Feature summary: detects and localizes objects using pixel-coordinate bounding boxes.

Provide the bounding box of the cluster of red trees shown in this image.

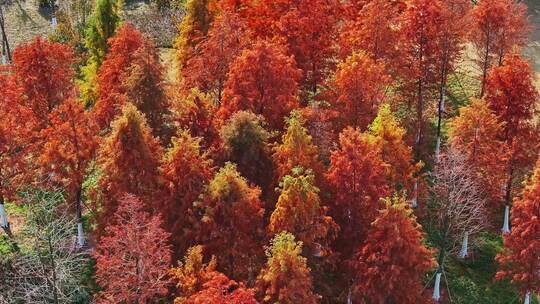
[1,0,539,303]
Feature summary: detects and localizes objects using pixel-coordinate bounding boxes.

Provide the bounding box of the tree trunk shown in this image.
[75,188,85,247]
[0,4,11,63]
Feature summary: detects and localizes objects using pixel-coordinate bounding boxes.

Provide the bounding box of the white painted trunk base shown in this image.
[0,203,8,228]
[524,291,530,304]
[459,231,469,259]
[433,272,442,301]
[77,222,85,247]
[502,205,511,234]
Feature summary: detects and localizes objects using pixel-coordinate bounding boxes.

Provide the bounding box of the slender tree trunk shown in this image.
[47,235,60,304]
[479,35,491,98]
[75,188,85,247]
[415,78,424,160]
[0,4,11,63]
[435,48,448,163]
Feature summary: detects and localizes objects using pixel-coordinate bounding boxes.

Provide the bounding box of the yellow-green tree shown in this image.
[256,232,319,304]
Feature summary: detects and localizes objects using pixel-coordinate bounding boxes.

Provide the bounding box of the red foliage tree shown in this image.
[351,196,435,303]
[470,0,530,96]
[218,40,301,129]
[193,163,265,281]
[496,158,540,298]
[326,127,390,255]
[182,273,258,304]
[38,99,99,243]
[93,23,144,129]
[400,0,446,157]
[339,0,406,67]
[94,23,167,137]
[170,89,218,148]
[448,98,508,209]
[160,130,214,258]
[170,245,258,304]
[331,52,390,130]
[96,103,162,234]
[485,54,538,206]
[181,10,247,104]
[0,70,33,237]
[246,0,338,95]
[94,194,172,304]
[12,37,75,126]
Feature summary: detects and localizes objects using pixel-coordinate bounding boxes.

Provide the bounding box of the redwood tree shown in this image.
[496,158,540,299]
[0,70,32,239]
[193,163,265,281]
[94,194,172,304]
[331,52,390,130]
[220,111,273,192]
[38,98,99,245]
[368,104,419,194]
[160,130,213,258]
[171,245,258,304]
[256,232,319,304]
[326,127,390,255]
[269,167,337,256]
[218,40,301,129]
[272,111,324,185]
[96,103,162,234]
[94,23,168,136]
[246,0,338,95]
[400,0,446,158]
[485,54,538,212]
[181,10,247,104]
[339,0,406,68]
[93,23,144,130]
[470,0,530,96]
[12,37,75,126]
[351,196,435,303]
[448,98,508,209]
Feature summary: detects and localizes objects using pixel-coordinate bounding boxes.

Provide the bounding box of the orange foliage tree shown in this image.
[470,0,530,96]
[181,10,247,104]
[193,163,265,281]
[269,168,337,256]
[12,37,75,126]
[94,23,168,136]
[170,89,218,148]
[448,98,508,209]
[339,0,406,67]
[351,196,435,303]
[171,245,258,304]
[400,0,445,158]
[326,127,390,256]
[160,130,214,258]
[485,54,538,207]
[94,194,172,304]
[495,158,540,299]
[218,40,301,129]
[0,70,32,238]
[247,0,338,95]
[331,51,390,130]
[93,23,144,129]
[96,103,162,234]
[256,232,319,304]
[38,99,99,244]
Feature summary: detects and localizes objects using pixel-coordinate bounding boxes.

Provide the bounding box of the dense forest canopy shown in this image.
[0,0,539,303]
